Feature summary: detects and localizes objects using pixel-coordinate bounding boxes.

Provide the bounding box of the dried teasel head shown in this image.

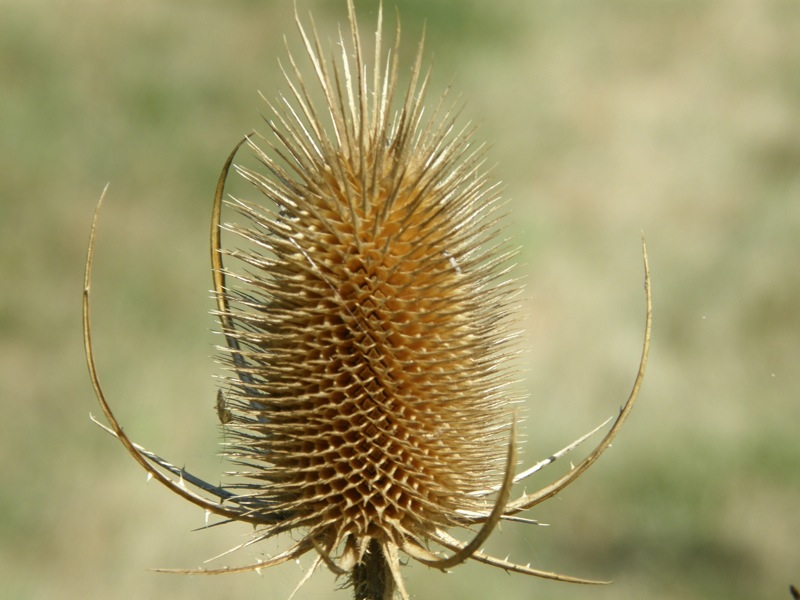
[83,2,651,599]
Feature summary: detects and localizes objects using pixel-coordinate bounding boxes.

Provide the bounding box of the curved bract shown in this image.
[83,2,652,599]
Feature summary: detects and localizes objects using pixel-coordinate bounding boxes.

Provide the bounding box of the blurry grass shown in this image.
[1,0,799,599]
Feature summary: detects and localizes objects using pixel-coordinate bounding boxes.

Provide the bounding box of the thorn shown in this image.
[205,509,211,527]
[146,472,153,483]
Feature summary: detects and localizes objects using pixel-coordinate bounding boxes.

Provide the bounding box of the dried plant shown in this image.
[82,2,651,599]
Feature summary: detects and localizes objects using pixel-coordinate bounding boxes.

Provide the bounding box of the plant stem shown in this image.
[353,539,394,600]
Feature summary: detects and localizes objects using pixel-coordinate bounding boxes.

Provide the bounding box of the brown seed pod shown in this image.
[83,2,651,599]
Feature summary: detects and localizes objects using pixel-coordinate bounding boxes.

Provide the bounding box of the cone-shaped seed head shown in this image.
[217,3,521,570]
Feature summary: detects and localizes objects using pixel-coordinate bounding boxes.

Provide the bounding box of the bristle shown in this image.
[218,0,518,579]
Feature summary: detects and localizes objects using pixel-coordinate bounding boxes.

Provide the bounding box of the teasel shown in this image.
[82,2,652,599]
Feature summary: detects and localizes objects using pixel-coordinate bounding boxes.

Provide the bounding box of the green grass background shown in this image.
[1,0,798,598]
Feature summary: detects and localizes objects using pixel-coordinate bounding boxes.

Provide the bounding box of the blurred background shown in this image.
[2,0,798,598]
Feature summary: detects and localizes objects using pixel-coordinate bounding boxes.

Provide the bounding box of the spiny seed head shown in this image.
[84,1,649,597]
[217,0,520,577]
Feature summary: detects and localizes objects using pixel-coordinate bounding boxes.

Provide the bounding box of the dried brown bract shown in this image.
[83,2,651,599]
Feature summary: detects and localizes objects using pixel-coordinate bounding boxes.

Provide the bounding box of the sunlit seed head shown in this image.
[216,0,521,576]
[84,2,650,598]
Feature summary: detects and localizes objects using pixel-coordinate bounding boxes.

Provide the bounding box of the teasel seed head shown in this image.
[216,0,520,589]
[83,2,651,598]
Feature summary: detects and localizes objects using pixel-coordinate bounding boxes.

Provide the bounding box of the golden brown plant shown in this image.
[82,2,651,599]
